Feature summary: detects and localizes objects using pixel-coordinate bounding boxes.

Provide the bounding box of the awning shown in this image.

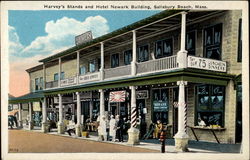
[43,68,235,96]
[9,92,44,104]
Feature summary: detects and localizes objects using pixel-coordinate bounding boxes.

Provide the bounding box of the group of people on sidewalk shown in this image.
[98,114,130,142]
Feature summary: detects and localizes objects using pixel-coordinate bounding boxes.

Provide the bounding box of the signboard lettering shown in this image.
[61,77,77,87]
[187,56,226,72]
[136,90,149,99]
[79,72,100,83]
[75,31,93,46]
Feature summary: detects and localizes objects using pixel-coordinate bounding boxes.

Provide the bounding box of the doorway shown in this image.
[235,83,242,143]
[173,87,179,135]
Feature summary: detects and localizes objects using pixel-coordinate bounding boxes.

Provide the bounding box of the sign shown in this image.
[54,97,73,104]
[187,56,226,72]
[73,92,93,101]
[61,77,77,87]
[75,31,93,46]
[136,90,149,99]
[79,72,100,84]
[33,102,41,111]
[109,91,126,102]
[153,100,168,112]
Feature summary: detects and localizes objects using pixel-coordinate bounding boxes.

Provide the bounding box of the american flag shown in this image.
[109,91,126,102]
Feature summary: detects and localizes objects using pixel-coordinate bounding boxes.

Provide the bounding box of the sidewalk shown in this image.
[23,126,241,153]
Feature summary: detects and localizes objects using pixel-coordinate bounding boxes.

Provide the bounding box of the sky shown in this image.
[9,10,161,97]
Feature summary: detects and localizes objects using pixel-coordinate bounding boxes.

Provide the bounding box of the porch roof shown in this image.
[38,10,226,63]
[43,68,235,96]
[9,91,44,104]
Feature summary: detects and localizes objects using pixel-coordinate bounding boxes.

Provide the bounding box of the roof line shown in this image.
[39,10,186,63]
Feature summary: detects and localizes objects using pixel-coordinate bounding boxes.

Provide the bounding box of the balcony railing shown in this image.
[43,55,227,90]
[137,55,178,75]
[45,80,58,89]
[104,65,131,79]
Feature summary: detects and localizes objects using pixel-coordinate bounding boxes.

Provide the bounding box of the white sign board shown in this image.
[61,77,77,87]
[187,56,227,72]
[75,31,93,46]
[79,72,100,84]
[54,97,73,104]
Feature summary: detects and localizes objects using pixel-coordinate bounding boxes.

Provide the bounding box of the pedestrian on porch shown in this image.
[116,115,124,142]
[153,120,163,139]
[109,115,116,141]
[100,116,108,141]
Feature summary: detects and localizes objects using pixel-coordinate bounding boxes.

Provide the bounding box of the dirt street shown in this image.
[8,129,158,153]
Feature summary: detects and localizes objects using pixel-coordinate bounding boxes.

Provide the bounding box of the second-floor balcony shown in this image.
[44,55,227,90]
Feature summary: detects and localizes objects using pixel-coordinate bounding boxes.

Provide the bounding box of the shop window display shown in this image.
[152,88,169,124]
[196,84,225,127]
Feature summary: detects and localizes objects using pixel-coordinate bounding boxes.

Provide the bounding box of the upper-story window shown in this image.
[54,72,64,81]
[35,78,39,91]
[186,31,196,55]
[238,19,242,62]
[89,60,96,72]
[80,66,86,75]
[124,50,132,65]
[61,72,65,80]
[138,44,149,62]
[39,77,43,90]
[111,53,119,68]
[54,73,58,81]
[155,38,173,59]
[204,23,222,60]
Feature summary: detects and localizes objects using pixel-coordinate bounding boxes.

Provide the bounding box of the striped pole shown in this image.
[183,103,187,133]
[130,86,137,128]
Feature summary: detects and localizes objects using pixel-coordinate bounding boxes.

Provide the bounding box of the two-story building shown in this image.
[9,9,242,151]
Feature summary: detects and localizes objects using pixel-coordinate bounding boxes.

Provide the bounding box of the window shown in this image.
[138,45,149,62]
[196,84,225,127]
[54,72,64,81]
[54,73,58,81]
[238,19,242,62]
[155,38,173,59]
[204,24,222,60]
[124,50,132,65]
[111,53,119,68]
[79,66,86,75]
[186,31,196,55]
[152,88,169,124]
[89,60,96,72]
[60,72,65,80]
[35,78,39,91]
[39,77,43,90]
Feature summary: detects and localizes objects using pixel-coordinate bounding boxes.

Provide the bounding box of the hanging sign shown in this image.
[54,97,73,104]
[109,91,126,102]
[187,56,226,72]
[136,90,149,99]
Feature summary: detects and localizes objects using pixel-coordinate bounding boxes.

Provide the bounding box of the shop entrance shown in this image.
[110,102,129,119]
[235,83,242,143]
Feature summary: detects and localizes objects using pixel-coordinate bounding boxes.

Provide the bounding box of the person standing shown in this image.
[116,115,124,142]
[109,115,116,141]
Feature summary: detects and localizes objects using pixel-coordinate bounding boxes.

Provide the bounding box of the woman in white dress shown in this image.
[109,115,116,142]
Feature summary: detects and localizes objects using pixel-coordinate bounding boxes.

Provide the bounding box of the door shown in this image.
[235,83,242,143]
[173,87,179,135]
